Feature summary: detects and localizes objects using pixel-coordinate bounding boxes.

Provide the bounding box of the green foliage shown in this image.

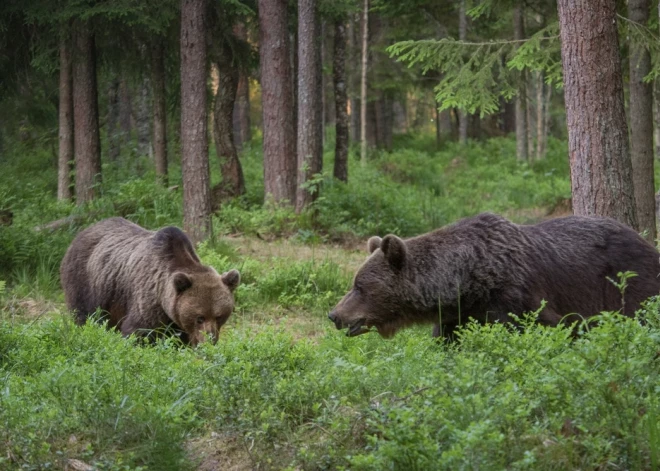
[2,300,660,469]
[387,23,561,115]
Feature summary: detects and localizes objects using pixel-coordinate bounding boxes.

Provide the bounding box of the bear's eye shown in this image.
[196,316,205,325]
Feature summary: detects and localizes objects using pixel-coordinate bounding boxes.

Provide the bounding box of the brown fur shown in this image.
[329,213,660,338]
[60,217,240,346]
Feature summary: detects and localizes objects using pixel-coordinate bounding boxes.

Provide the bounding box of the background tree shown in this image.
[151,38,168,185]
[259,0,296,204]
[180,0,211,242]
[333,17,349,182]
[557,0,637,228]
[57,26,73,201]
[296,0,323,212]
[628,0,655,241]
[359,0,368,164]
[72,18,102,204]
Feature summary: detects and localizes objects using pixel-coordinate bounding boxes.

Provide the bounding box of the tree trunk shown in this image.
[259,0,296,204]
[628,0,656,242]
[359,0,369,165]
[151,39,168,185]
[136,74,151,158]
[180,0,211,243]
[458,0,468,145]
[107,74,120,161]
[58,29,74,201]
[348,13,360,142]
[374,94,393,150]
[72,20,101,204]
[119,76,132,145]
[513,2,528,160]
[211,43,245,204]
[296,0,323,212]
[232,23,251,151]
[557,0,638,228]
[333,19,349,182]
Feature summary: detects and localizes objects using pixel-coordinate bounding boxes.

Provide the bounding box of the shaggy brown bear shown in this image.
[329,213,660,338]
[60,217,240,346]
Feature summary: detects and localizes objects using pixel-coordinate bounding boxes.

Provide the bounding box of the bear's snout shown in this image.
[328,311,342,329]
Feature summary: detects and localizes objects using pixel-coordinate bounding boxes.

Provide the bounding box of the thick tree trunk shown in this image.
[333,19,349,182]
[180,0,211,243]
[359,0,369,164]
[513,3,528,160]
[348,13,360,142]
[458,0,468,145]
[151,39,168,185]
[72,20,101,204]
[136,74,151,158]
[211,44,245,204]
[296,0,323,212]
[119,76,132,145]
[628,0,656,242]
[58,30,74,201]
[259,0,296,204]
[374,94,393,151]
[107,74,120,161]
[557,0,637,228]
[232,23,251,150]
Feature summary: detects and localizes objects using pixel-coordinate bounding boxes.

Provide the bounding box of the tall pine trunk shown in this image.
[333,19,349,182]
[628,0,656,241]
[359,0,369,165]
[58,28,74,201]
[557,0,637,228]
[232,23,251,151]
[259,0,296,204]
[72,20,101,204]
[180,0,211,242]
[151,39,168,185]
[106,74,120,161]
[296,0,323,212]
[211,43,245,204]
[458,0,468,144]
[513,2,528,160]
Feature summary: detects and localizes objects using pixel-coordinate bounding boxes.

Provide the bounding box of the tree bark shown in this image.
[151,39,168,185]
[296,0,323,212]
[513,2,528,160]
[180,0,211,243]
[458,0,468,145]
[557,0,637,228]
[136,74,151,158]
[232,23,251,151]
[628,0,656,242]
[259,0,296,204]
[211,43,245,204]
[119,76,132,145]
[359,0,369,165]
[72,20,101,204]
[107,74,120,162]
[58,29,74,201]
[333,19,349,182]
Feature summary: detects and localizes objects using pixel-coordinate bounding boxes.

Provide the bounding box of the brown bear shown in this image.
[60,217,240,346]
[329,213,660,338]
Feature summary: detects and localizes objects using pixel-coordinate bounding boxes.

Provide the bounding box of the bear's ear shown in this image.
[367,236,382,254]
[221,269,241,292]
[381,235,407,269]
[173,272,193,293]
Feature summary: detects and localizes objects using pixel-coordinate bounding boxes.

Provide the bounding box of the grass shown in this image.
[2,132,659,469]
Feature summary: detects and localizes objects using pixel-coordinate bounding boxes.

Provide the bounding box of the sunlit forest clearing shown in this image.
[3,0,660,469]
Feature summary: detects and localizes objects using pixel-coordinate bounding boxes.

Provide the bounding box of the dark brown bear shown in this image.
[60,217,240,346]
[329,213,660,338]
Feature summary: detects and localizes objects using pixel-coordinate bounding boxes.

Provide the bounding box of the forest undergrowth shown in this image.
[2,135,660,470]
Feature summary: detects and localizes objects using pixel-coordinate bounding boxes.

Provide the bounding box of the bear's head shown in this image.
[329,234,418,338]
[163,268,240,346]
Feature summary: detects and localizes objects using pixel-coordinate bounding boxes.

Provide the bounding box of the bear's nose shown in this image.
[328,311,342,329]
